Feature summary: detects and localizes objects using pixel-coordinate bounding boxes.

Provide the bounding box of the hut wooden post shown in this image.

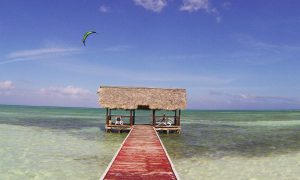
[106,108,109,125]
[130,110,133,126]
[133,110,135,125]
[109,109,112,121]
[152,110,156,125]
[174,110,177,126]
[178,109,181,126]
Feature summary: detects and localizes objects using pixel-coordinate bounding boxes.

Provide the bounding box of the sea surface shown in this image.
[0,105,300,180]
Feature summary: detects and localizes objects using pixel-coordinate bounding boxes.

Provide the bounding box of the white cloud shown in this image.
[133,0,167,12]
[131,0,222,21]
[0,80,14,90]
[6,48,79,59]
[40,86,91,98]
[180,0,221,22]
[180,0,210,12]
[209,91,300,104]
[235,34,300,53]
[99,5,110,13]
[0,47,81,65]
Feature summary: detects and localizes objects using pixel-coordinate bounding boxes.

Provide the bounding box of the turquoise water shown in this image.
[0,105,300,179]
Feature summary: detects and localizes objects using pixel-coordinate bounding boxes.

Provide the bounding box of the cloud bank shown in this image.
[0,83,96,107]
[40,86,92,98]
[0,80,14,90]
[132,0,222,22]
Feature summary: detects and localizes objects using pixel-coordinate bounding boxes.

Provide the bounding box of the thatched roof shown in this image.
[97,86,186,110]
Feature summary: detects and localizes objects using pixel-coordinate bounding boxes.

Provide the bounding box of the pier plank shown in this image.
[101,125,178,180]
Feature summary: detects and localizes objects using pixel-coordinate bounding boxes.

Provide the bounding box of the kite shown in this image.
[82,31,96,46]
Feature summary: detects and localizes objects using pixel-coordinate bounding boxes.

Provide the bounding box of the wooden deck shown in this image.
[105,124,131,133]
[155,126,181,134]
[106,124,181,134]
[100,125,179,180]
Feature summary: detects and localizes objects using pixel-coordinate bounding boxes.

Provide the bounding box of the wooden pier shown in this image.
[100,125,179,180]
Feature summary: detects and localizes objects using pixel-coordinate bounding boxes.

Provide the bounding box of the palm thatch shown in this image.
[97,86,186,110]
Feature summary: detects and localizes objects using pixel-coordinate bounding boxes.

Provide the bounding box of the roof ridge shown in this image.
[100,85,186,91]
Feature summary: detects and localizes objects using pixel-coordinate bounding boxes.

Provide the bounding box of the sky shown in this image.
[0,0,300,109]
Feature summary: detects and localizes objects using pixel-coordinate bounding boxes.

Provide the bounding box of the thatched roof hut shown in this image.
[97,86,186,110]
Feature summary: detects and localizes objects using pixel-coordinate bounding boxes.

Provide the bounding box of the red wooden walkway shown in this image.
[101,125,179,180]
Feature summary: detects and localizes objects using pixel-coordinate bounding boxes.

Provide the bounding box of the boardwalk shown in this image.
[101,125,179,180]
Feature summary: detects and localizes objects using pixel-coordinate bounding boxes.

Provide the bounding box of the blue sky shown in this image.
[1,0,300,109]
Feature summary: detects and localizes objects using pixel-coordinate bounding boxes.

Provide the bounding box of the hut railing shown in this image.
[107,115,131,126]
[106,113,180,126]
[154,116,180,126]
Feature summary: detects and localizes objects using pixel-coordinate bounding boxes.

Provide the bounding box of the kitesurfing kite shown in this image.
[82,31,96,46]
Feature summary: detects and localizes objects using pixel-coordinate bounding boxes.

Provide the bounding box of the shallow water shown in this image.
[0,105,126,180]
[0,105,300,179]
[161,111,300,180]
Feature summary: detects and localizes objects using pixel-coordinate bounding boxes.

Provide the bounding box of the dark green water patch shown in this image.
[1,105,300,158]
[161,123,300,159]
[0,117,103,130]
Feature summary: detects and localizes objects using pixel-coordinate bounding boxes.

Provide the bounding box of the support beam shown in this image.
[133,110,135,125]
[130,110,133,126]
[109,109,112,121]
[174,110,176,125]
[152,110,156,125]
[106,108,109,125]
[178,109,181,126]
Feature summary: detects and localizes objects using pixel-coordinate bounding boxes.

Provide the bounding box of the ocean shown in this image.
[0,105,300,180]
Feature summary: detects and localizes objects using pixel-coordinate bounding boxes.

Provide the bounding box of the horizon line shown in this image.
[0,104,299,111]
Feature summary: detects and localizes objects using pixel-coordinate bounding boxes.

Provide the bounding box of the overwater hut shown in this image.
[97,86,186,133]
